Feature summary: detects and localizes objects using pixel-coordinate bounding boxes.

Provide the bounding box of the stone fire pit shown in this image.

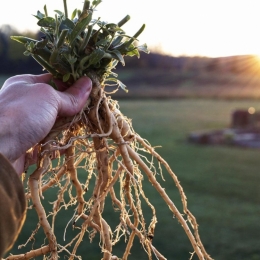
[188,108,260,148]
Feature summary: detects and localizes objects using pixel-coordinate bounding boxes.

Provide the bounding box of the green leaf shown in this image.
[44,5,48,16]
[127,48,139,58]
[96,38,109,47]
[71,9,77,20]
[117,15,131,27]
[108,50,125,66]
[32,54,60,78]
[23,50,31,56]
[59,18,75,31]
[126,24,146,47]
[40,29,54,42]
[49,49,59,64]
[57,29,69,48]
[69,13,92,44]
[32,46,52,62]
[106,24,124,34]
[37,17,56,28]
[125,44,140,57]
[64,54,77,65]
[10,36,38,45]
[137,43,150,54]
[54,10,64,17]
[111,36,124,48]
[92,0,102,8]
[79,25,93,53]
[34,10,45,20]
[88,49,105,66]
[63,73,71,82]
[29,41,35,49]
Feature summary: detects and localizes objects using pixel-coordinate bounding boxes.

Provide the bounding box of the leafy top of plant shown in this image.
[11,0,149,92]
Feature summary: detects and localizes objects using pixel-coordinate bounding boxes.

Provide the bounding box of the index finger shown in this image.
[2,73,53,90]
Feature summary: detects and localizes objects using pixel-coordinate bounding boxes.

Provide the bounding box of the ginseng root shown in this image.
[5,79,212,260]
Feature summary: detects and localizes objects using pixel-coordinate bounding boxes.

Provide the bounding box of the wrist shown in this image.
[0,114,16,162]
[0,127,26,175]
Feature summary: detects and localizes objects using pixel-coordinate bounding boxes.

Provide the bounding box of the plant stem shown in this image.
[63,0,68,18]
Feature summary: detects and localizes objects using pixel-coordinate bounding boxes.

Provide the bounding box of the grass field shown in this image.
[7,99,260,260]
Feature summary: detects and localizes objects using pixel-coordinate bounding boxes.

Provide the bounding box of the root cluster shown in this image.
[5,79,212,260]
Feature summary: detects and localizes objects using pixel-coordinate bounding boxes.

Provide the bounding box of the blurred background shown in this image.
[1,0,260,259]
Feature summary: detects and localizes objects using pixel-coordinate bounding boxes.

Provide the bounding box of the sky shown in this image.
[1,0,260,58]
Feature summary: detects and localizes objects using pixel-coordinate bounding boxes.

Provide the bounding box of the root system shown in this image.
[7,1,213,259]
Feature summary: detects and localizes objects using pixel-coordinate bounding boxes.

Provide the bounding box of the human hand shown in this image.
[0,73,92,175]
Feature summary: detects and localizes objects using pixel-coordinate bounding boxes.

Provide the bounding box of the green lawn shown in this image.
[118,100,260,259]
[7,99,260,260]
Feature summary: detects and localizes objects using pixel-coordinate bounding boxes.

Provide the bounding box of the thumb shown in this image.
[57,76,92,116]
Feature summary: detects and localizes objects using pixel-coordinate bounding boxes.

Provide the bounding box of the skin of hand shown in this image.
[0,73,92,175]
